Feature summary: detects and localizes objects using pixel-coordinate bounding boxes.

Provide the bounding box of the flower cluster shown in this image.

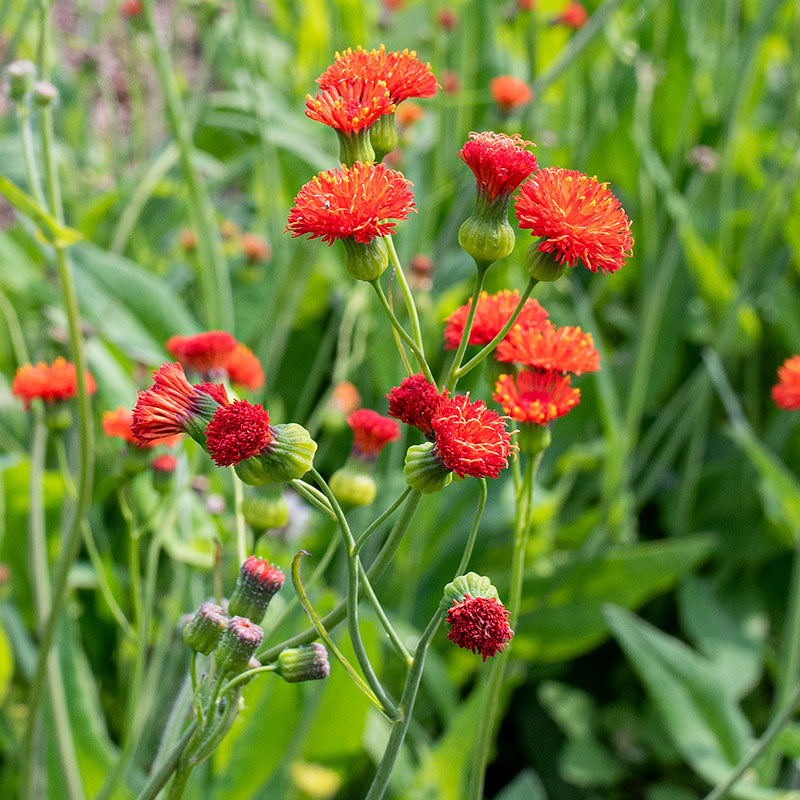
[12,357,96,409]
[167,331,264,390]
[773,356,800,411]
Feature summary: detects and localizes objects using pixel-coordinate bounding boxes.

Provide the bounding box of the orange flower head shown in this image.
[286,162,415,245]
[347,409,400,460]
[331,381,361,415]
[558,1,588,28]
[431,395,514,479]
[396,102,425,128]
[306,78,394,134]
[166,331,237,375]
[318,45,437,105]
[773,356,800,411]
[205,400,272,467]
[387,373,448,438]
[497,322,600,375]
[179,228,197,251]
[224,343,264,391]
[132,362,227,444]
[490,76,533,112]
[447,594,513,660]
[459,131,538,203]
[12,357,97,409]
[444,290,549,350]
[241,233,272,263]
[493,369,580,424]
[515,167,633,274]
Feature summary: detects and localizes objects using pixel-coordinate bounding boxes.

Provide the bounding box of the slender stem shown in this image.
[232,468,247,564]
[27,412,85,800]
[134,722,198,800]
[20,50,96,800]
[455,479,488,577]
[385,275,416,377]
[290,479,336,520]
[385,235,426,357]
[139,0,233,329]
[358,559,413,665]
[369,280,436,384]
[456,277,538,381]
[219,664,277,695]
[17,103,45,207]
[309,469,399,719]
[353,487,413,556]
[442,265,486,390]
[469,454,541,800]
[703,683,800,800]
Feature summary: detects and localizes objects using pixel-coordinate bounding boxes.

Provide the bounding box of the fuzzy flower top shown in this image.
[446,594,513,660]
[773,356,800,411]
[306,78,395,134]
[387,373,448,438]
[493,370,581,425]
[204,400,272,467]
[166,331,237,374]
[458,132,538,202]
[347,409,400,459]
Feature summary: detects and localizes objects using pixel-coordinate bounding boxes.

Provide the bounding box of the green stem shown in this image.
[309,469,399,719]
[219,664,277,695]
[353,486,413,556]
[259,490,422,663]
[17,103,45,207]
[704,683,800,800]
[442,264,486,389]
[455,277,537,382]
[369,280,436,384]
[455,479,488,577]
[139,0,233,330]
[20,44,96,800]
[469,454,541,800]
[289,479,336,520]
[232,468,248,564]
[385,235,426,357]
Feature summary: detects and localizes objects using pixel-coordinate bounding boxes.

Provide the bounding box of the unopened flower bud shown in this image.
[215,616,264,675]
[525,245,565,282]
[33,81,58,107]
[369,113,399,161]
[276,643,330,683]
[7,60,35,101]
[517,422,551,455]
[458,195,516,270]
[330,460,377,508]
[241,486,289,531]
[341,236,389,282]
[183,601,228,654]
[403,441,453,494]
[228,556,284,623]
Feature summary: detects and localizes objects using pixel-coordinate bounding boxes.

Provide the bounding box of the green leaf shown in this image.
[495,769,548,800]
[514,534,717,662]
[604,605,790,799]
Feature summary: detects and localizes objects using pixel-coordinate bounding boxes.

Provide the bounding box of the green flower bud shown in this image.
[33,81,58,107]
[242,486,289,531]
[183,602,228,654]
[276,643,331,683]
[525,245,565,282]
[403,441,453,494]
[458,194,516,270]
[517,422,551,455]
[215,616,263,675]
[440,571,499,611]
[329,458,377,508]
[6,60,35,102]
[228,556,284,624]
[369,113,399,161]
[337,129,375,167]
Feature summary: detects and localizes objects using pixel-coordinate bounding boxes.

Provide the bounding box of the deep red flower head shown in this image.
[286,162,415,245]
[224,343,264,391]
[120,0,143,18]
[151,454,177,472]
[444,289,549,350]
[387,373,448,438]
[515,167,634,274]
[12,357,97,409]
[318,46,437,105]
[431,395,514,479]
[773,356,800,411]
[131,363,225,444]
[490,76,533,112]
[347,409,400,459]
[103,406,182,448]
[458,132,538,203]
[204,400,272,467]
[497,322,600,374]
[241,555,285,593]
[493,370,580,424]
[306,78,395,134]
[166,331,237,374]
[558,1,588,28]
[446,594,513,660]
[436,7,459,30]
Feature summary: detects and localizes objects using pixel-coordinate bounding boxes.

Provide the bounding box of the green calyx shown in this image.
[369,113,399,161]
[458,193,516,269]
[276,643,330,683]
[241,486,289,530]
[330,458,377,508]
[517,422,551,455]
[403,441,453,494]
[183,602,228,655]
[525,245,566,282]
[440,572,499,611]
[234,423,317,486]
[341,236,389,281]
[215,616,264,676]
[337,129,376,167]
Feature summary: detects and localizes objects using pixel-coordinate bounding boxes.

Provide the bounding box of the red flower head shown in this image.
[224,343,265,391]
[441,70,461,94]
[103,406,182,448]
[444,289,549,350]
[132,362,227,444]
[496,322,601,375]
[436,7,459,30]
[151,454,177,472]
[306,78,394,134]
[204,400,272,467]
[558,1,588,28]
[166,331,237,375]
[286,162,415,245]
[387,373,448,438]
[773,356,800,411]
[120,0,143,18]
[12,357,97,409]
[493,370,580,424]
[446,594,513,660]
[241,233,272,263]
[490,76,533,113]
[515,167,634,275]
[458,132,538,203]
[431,395,514,479]
[318,46,437,105]
[347,409,400,460]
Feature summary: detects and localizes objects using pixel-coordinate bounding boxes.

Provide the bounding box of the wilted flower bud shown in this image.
[228,556,285,624]
[183,601,228,654]
[215,616,264,675]
[276,643,330,683]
